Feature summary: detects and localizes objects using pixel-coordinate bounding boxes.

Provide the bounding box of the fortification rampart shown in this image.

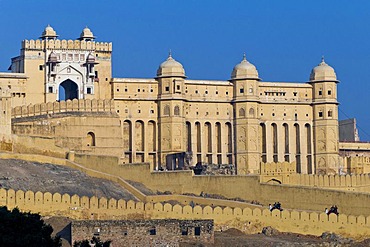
[1,188,370,239]
[0,152,259,210]
[260,162,297,176]
[259,161,370,192]
[343,155,370,174]
[283,173,370,192]
[11,99,115,118]
[68,153,370,217]
[3,151,370,217]
[22,39,112,52]
[2,152,370,238]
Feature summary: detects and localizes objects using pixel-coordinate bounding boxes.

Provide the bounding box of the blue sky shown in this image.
[1,0,370,139]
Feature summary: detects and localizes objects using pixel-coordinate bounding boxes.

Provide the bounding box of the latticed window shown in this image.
[164,105,170,116]
[174,106,180,116]
[239,108,245,117]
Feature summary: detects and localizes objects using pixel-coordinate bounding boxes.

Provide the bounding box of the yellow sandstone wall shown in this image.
[10,99,123,157]
[2,152,370,238]
[0,188,370,239]
[71,153,370,217]
[12,98,115,118]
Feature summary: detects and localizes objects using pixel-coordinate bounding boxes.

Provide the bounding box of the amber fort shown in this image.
[1,25,370,244]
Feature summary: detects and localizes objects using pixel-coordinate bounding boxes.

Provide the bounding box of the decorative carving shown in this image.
[318,157,326,168]
[239,108,245,117]
[318,127,326,138]
[161,125,171,149]
[249,108,255,117]
[318,140,326,151]
[238,126,247,150]
[250,139,257,151]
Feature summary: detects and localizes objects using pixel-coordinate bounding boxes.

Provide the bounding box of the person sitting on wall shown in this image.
[327,205,339,215]
[274,202,283,211]
[270,202,283,212]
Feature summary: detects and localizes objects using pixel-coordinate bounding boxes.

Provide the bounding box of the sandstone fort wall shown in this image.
[260,162,370,192]
[71,219,214,246]
[2,151,370,218]
[70,153,370,217]
[0,188,370,239]
[11,99,115,118]
[2,152,370,238]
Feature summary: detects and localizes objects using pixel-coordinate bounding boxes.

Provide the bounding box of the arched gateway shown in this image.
[59,79,78,101]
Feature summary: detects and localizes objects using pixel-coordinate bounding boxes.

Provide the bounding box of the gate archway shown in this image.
[59,79,78,101]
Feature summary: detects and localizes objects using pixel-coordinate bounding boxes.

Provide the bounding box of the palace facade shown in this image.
[0,26,340,174]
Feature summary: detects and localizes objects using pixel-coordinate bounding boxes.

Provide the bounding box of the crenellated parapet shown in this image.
[260,162,296,175]
[1,188,370,238]
[22,39,112,52]
[287,173,370,189]
[12,99,115,118]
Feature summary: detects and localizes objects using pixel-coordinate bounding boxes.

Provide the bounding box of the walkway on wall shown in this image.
[0,152,265,210]
[1,152,370,238]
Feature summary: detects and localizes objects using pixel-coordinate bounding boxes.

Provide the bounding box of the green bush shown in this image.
[0,206,61,247]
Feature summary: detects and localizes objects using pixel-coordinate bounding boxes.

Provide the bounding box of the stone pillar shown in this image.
[265,122,273,163]
[278,123,285,162]
[289,122,296,163]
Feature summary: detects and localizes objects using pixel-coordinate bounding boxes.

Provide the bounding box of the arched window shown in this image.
[86,132,95,147]
[239,108,245,117]
[164,105,170,116]
[174,105,180,116]
[249,108,255,117]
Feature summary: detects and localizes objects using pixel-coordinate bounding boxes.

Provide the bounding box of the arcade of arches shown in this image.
[121,119,313,174]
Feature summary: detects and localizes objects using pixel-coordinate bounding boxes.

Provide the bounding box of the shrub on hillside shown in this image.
[0,206,61,247]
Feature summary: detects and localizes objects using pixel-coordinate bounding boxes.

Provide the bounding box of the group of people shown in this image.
[269,202,283,212]
[325,205,339,215]
[268,202,339,215]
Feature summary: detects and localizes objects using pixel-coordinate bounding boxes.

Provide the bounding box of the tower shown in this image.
[0,87,12,151]
[310,57,339,174]
[156,52,186,169]
[10,25,112,105]
[231,54,260,174]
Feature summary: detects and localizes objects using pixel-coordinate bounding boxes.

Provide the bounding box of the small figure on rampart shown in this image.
[326,205,339,215]
[269,202,283,212]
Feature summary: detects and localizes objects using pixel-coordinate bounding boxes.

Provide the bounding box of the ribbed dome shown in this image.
[48,51,58,62]
[310,57,337,82]
[40,25,58,39]
[231,54,259,80]
[156,52,186,78]
[79,26,95,41]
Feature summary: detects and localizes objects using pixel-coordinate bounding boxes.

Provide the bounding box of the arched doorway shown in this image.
[59,79,78,101]
[86,132,96,147]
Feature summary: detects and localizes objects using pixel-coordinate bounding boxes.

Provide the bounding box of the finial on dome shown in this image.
[309,56,337,82]
[157,51,186,78]
[231,53,259,80]
[319,55,328,66]
[168,49,172,59]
